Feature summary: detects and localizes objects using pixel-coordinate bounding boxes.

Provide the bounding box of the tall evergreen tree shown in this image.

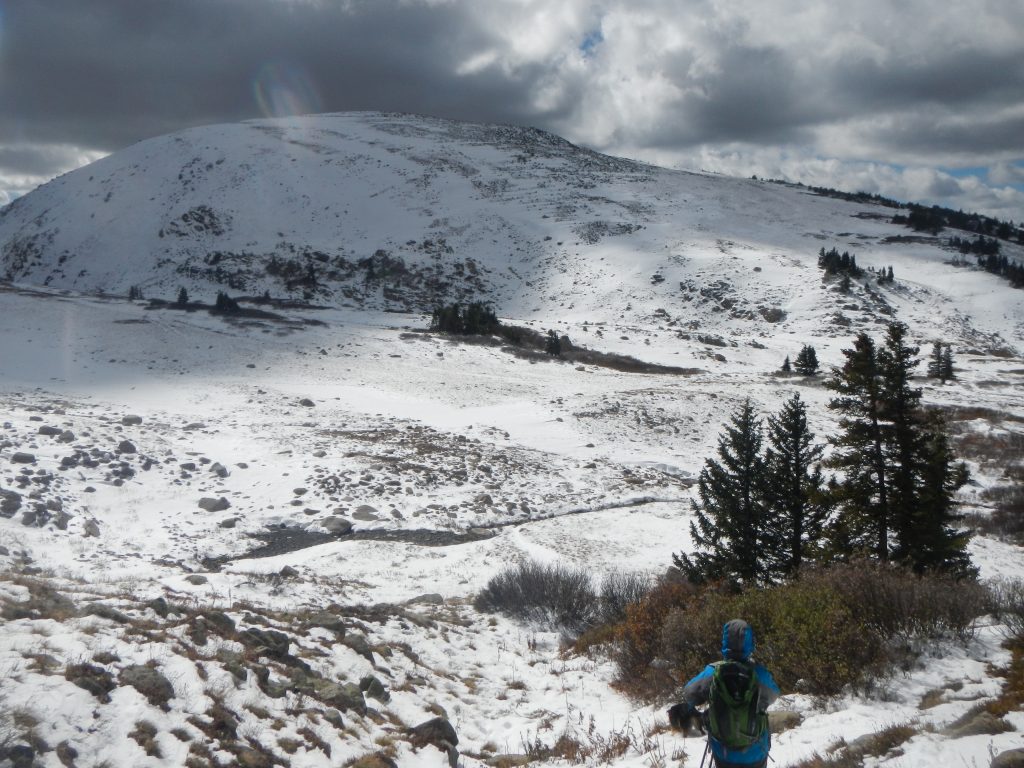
[927,341,944,380]
[780,355,792,373]
[762,393,830,578]
[795,345,819,376]
[940,345,955,382]
[673,400,769,586]
[826,332,891,560]
[176,287,189,307]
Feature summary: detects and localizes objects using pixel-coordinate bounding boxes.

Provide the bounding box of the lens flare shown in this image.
[252,62,323,118]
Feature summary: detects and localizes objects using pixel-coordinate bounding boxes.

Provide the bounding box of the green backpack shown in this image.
[707,660,767,750]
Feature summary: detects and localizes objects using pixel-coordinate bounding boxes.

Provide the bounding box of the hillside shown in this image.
[0,113,1022,768]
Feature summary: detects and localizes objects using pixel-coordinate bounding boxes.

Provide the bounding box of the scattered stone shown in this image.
[185,575,209,586]
[38,425,62,436]
[316,681,366,714]
[343,632,375,662]
[360,674,391,703]
[313,450,327,458]
[210,462,229,478]
[198,497,231,512]
[992,749,1024,768]
[304,610,346,636]
[298,398,315,407]
[4,745,34,768]
[353,504,379,521]
[183,422,206,430]
[121,415,143,426]
[408,717,459,768]
[0,489,22,516]
[53,510,73,530]
[83,519,100,537]
[180,462,197,471]
[199,610,236,636]
[219,517,239,528]
[321,516,353,535]
[279,565,299,578]
[323,709,345,729]
[293,487,308,496]
[238,628,290,659]
[57,430,76,443]
[769,711,802,734]
[56,742,79,767]
[147,597,170,618]
[120,664,175,708]
[117,440,136,454]
[10,452,35,464]
[407,593,444,606]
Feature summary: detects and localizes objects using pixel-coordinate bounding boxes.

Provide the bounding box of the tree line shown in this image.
[675,322,974,587]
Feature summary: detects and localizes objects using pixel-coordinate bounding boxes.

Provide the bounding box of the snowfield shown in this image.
[0,112,1022,767]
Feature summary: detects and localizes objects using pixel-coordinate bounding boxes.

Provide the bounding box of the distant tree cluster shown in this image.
[927,342,955,383]
[818,247,864,278]
[545,330,562,357]
[948,235,1001,258]
[794,345,819,375]
[430,302,500,335]
[977,254,1024,288]
[677,322,974,587]
[128,285,144,301]
[893,203,1023,243]
[214,292,241,313]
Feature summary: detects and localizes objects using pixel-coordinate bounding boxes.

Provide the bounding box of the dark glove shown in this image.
[667,702,703,734]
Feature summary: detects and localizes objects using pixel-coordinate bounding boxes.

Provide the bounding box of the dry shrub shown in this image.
[990,578,1024,643]
[474,559,598,634]
[598,570,651,625]
[973,486,1024,543]
[614,563,988,698]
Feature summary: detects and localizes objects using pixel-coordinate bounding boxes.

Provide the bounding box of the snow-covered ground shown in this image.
[0,113,1022,767]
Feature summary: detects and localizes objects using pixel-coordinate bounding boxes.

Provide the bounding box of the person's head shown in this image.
[721,619,755,661]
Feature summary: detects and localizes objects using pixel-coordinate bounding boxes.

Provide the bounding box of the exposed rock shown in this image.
[353,504,379,521]
[279,565,299,578]
[120,664,175,708]
[360,674,391,703]
[407,593,444,606]
[10,452,36,464]
[117,440,136,454]
[323,708,345,729]
[304,610,347,636]
[198,497,231,512]
[769,710,803,734]
[185,574,209,586]
[199,610,236,636]
[238,628,290,659]
[293,487,308,496]
[298,398,315,407]
[408,717,459,768]
[992,749,1024,768]
[4,744,35,768]
[321,516,353,535]
[147,597,170,618]
[121,415,143,426]
[343,632,375,662]
[219,516,239,528]
[57,430,76,443]
[0,489,22,516]
[38,425,63,436]
[83,519,100,537]
[315,681,366,714]
[210,462,229,478]
[53,510,73,530]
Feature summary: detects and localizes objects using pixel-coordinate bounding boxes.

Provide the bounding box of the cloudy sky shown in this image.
[3,0,1023,218]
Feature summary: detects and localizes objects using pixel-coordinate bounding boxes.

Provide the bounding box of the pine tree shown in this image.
[940,345,955,381]
[176,287,189,307]
[927,342,944,380]
[673,401,769,586]
[826,332,891,560]
[545,330,562,357]
[762,393,830,578]
[794,345,819,375]
[877,322,924,560]
[781,355,791,373]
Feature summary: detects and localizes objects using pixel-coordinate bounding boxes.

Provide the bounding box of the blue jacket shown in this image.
[681,620,780,765]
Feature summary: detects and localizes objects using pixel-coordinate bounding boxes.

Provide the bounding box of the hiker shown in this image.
[668,619,779,768]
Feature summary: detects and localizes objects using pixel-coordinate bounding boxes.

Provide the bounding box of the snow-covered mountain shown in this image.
[2,112,1021,348]
[0,113,1022,768]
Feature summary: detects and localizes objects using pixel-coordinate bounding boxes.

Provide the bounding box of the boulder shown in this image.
[120,664,175,708]
[121,415,143,426]
[65,662,116,702]
[360,674,391,703]
[0,489,22,516]
[304,610,347,636]
[353,505,379,521]
[298,398,315,407]
[321,516,353,535]
[117,440,137,454]
[315,681,366,714]
[185,574,208,586]
[343,632,375,662]
[83,519,100,537]
[10,453,35,464]
[408,717,459,768]
[38,425,63,436]
[279,565,299,578]
[198,497,231,512]
[238,628,290,659]
[57,430,76,443]
[210,462,229,478]
[407,593,444,606]
[54,510,73,530]
[992,749,1024,768]
[147,597,170,618]
[218,517,239,528]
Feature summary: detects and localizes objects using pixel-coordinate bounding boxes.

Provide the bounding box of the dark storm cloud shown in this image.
[0,0,545,155]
